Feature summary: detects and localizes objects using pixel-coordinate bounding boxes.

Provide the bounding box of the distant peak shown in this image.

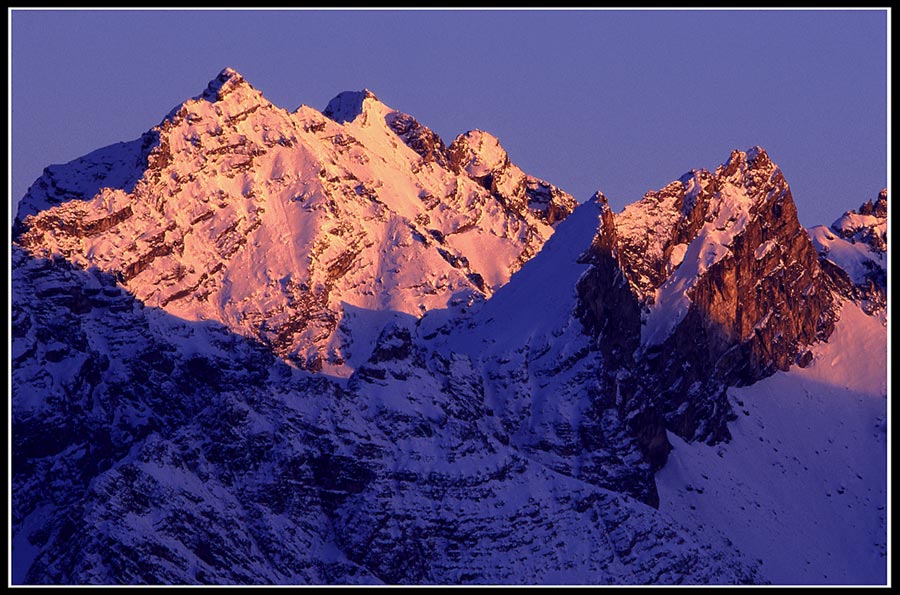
[852,188,888,219]
[719,145,777,179]
[220,66,242,79]
[463,128,496,141]
[746,145,773,169]
[745,145,765,160]
[723,148,748,171]
[447,130,509,178]
[323,89,381,124]
[200,67,252,102]
[162,67,268,125]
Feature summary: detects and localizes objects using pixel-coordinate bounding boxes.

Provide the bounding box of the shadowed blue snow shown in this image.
[10,9,887,227]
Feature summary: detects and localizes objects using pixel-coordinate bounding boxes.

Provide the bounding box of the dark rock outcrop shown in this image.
[577,148,840,445]
[385,111,453,169]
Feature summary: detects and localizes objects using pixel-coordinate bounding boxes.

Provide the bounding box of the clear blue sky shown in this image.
[10,9,888,227]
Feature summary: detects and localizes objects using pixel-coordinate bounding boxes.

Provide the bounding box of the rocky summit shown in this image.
[15,68,575,375]
[12,68,887,586]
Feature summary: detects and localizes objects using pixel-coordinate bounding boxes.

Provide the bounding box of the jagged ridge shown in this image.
[11,69,887,585]
[15,68,576,374]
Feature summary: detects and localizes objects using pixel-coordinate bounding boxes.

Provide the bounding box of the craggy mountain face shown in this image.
[11,247,759,585]
[419,147,883,511]
[15,69,575,374]
[11,69,887,586]
[601,148,841,445]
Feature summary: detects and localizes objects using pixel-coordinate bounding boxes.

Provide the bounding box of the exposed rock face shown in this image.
[448,130,578,226]
[573,195,670,487]
[576,192,643,365]
[385,111,453,169]
[14,69,576,374]
[640,149,838,443]
[614,169,714,299]
[12,247,760,585]
[577,148,840,444]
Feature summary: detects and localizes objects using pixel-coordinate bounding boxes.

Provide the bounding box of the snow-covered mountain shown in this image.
[808,188,887,314]
[416,147,885,522]
[15,68,575,374]
[11,68,887,585]
[11,245,761,584]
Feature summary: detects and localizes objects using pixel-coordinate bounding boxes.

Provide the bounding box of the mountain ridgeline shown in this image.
[15,68,576,375]
[12,68,887,585]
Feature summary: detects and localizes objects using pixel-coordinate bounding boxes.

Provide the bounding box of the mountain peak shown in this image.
[746,145,777,173]
[163,67,267,123]
[323,89,382,124]
[448,130,510,178]
[16,74,576,374]
[745,144,767,162]
[200,67,253,102]
[216,66,243,82]
[718,146,778,181]
[859,187,888,218]
[829,187,888,252]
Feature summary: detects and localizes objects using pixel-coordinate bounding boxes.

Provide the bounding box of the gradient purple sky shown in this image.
[10,9,888,227]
